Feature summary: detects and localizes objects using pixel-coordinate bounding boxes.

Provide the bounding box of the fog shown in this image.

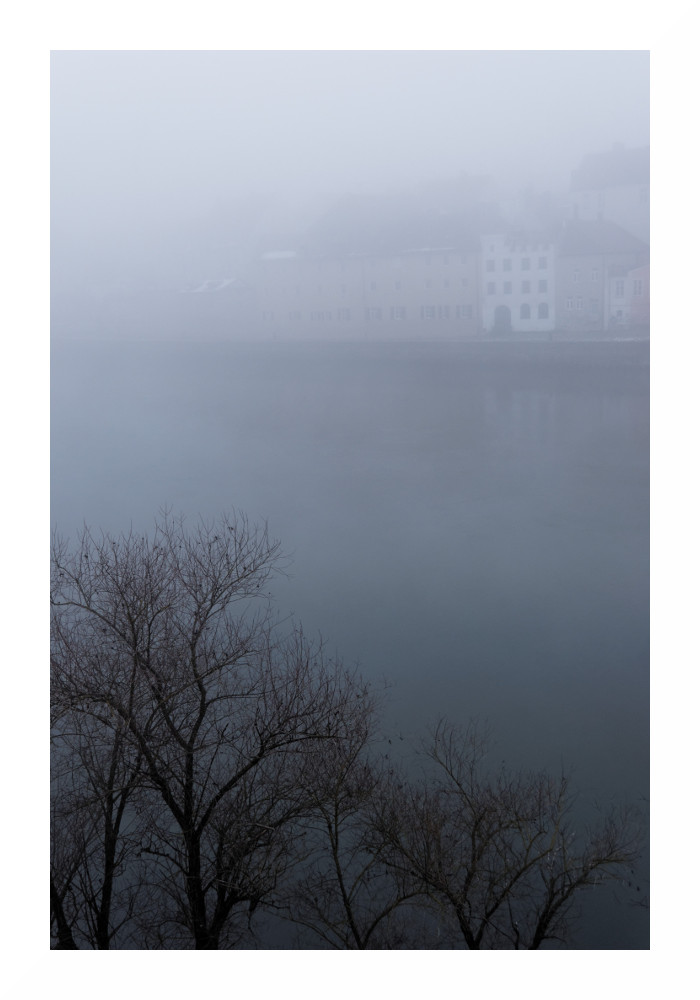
[51,51,649,949]
[51,338,650,948]
[52,50,649,305]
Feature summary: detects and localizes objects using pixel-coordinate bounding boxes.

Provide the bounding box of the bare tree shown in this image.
[372,719,641,949]
[51,511,641,950]
[50,703,147,949]
[281,732,427,949]
[51,509,374,949]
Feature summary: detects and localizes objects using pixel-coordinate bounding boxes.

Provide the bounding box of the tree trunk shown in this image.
[50,879,78,949]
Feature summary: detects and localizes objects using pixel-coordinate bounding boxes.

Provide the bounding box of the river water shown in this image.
[51,337,650,948]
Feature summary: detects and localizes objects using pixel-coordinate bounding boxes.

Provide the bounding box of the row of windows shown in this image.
[565,298,600,313]
[262,305,475,323]
[534,268,643,286]
[486,256,548,272]
[368,304,474,322]
[272,269,643,297]
[610,279,646,298]
[487,304,551,320]
[511,303,550,319]
[304,303,547,322]
[274,297,649,322]
[487,280,549,294]
[270,278,473,295]
[566,277,646,299]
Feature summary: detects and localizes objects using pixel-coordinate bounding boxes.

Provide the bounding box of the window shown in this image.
[591,268,599,282]
[337,307,351,322]
[573,269,580,283]
[394,280,402,290]
[425,279,432,289]
[364,307,382,321]
[438,305,451,320]
[538,303,549,319]
[288,310,302,321]
[538,279,548,293]
[520,303,531,319]
[425,254,432,266]
[538,256,547,269]
[421,305,436,320]
[589,299,599,315]
[504,281,512,294]
[521,280,531,293]
[633,279,643,296]
[444,279,450,288]
[566,297,573,311]
[390,306,406,320]
[340,284,347,294]
[615,280,625,298]
[487,282,496,294]
[486,259,496,272]
[443,254,450,265]
[576,297,583,311]
[503,258,512,271]
[369,281,377,292]
[521,257,531,270]
[455,304,473,319]
[461,278,469,287]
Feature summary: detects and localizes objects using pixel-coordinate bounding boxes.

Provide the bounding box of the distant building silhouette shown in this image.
[567,144,650,243]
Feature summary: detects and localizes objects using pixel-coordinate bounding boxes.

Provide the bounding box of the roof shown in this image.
[481,230,557,249]
[558,219,650,257]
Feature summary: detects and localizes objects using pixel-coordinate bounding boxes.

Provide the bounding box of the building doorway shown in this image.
[493,305,512,336]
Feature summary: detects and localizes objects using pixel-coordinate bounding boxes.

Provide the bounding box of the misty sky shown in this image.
[51,50,649,285]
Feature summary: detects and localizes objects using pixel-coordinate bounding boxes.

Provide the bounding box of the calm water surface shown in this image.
[51,338,650,948]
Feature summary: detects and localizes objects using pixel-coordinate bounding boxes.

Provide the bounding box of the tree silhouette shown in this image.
[51,509,374,949]
[371,720,641,949]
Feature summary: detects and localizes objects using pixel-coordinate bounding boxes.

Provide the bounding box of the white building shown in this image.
[480,234,556,335]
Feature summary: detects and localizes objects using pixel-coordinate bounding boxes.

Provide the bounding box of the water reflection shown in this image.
[51,339,649,947]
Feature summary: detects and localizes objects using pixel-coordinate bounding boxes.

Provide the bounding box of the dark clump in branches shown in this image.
[51,509,641,949]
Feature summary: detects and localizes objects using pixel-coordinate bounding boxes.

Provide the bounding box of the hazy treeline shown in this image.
[51,510,640,949]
